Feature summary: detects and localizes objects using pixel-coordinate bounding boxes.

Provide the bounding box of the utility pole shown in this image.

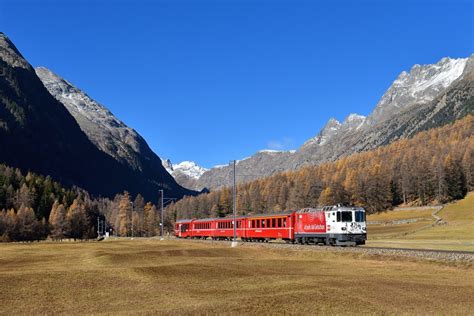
[130,201,134,239]
[159,189,164,240]
[231,160,238,247]
[97,216,100,238]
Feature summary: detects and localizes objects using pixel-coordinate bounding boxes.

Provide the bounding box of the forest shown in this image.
[0,167,166,242]
[1,115,472,241]
[167,115,473,220]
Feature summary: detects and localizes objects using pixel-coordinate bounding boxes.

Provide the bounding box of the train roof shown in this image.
[175,219,193,223]
[245,211,294,218]
[175,211,294,223]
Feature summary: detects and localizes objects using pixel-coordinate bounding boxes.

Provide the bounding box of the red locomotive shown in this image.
[175,205,367,246]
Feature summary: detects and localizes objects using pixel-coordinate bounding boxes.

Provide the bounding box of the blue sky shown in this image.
[1,0,472,168]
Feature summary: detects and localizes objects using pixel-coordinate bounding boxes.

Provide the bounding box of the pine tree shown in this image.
[16,204,38,241]
[3,208,16,241]
[143,202,158,237]
[118,192,132,237]
[15,183,35,209]
[318,187,335,206]
[49,201,67,241]
[462,147,473,191]
[66,199,87,240]
[444,154,466,200]
[0,209,5,240]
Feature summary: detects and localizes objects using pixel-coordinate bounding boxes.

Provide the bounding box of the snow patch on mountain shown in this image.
[369,56,468,123]
[162,159,208,179]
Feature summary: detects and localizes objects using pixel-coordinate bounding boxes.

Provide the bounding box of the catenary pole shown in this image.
[232,160,238,247]
[130,201,134,239]
[159,189,164,240]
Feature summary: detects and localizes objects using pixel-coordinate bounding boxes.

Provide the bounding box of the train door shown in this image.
[178,224,182,237]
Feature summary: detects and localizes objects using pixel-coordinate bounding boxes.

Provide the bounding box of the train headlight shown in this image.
[362,227,366,231]
[341,227,346,231]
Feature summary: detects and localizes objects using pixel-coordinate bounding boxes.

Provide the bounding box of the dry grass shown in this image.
[366,193,474,251]
[367,208,436,223]
[0,239,473,315]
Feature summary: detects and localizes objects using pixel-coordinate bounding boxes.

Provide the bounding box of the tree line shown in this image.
[167,115,473,219]
[0,166,166,242]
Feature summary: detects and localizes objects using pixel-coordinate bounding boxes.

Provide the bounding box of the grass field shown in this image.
[366,193,474,251]
[0,239,473,314]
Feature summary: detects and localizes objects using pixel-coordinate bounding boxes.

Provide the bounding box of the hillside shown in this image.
[366,192,474,251]
[167,115,473,219]
[180,55,474,191]
[0,33,194,202]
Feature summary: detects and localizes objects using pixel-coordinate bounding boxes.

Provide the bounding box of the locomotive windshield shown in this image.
[355,211,365,222]
[337,211,353,222]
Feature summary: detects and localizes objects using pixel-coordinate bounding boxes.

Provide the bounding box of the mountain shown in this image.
[161,159,208,190]
[186,55,473,191]
[0,33,194,202]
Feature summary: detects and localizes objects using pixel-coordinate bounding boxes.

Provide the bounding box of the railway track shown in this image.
[177,238,474,262]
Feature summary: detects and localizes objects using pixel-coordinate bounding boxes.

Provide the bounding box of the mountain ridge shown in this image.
[178,55,473,191]
[0,33,195,202]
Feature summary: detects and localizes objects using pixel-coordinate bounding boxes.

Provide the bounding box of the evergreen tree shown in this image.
[66,199,87,240]
[16,204,38,241]
[143,202,158,237]
[118,192,132,237]
[444,154,466,200]
[49,201,67,241]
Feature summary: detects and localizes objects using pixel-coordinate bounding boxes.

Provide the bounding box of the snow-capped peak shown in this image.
[345,113,366,122]
[369,56,468,123]
[162,159,208,179]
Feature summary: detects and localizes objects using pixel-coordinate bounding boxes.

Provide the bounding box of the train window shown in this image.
[272,218,276,227]
[256,220,260,228]
[337,212,341,222]
[355,211,365,222]
[341,211,353,222]
[283,218,287,227]
[277,218,282,227]
[267,219,271,227]
[261,219,265,228]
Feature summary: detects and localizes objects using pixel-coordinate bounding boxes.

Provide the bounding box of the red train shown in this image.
[175,206,367,246]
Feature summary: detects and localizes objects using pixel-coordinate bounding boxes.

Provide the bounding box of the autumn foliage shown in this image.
[167,115,473,219]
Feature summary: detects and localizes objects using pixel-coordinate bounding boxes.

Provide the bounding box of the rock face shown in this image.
[368,57,468,124]
[187,55,473,191]
[36,67,148,171]
[0,33,195,202]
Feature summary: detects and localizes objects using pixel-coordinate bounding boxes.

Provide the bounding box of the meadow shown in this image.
[365,193,474,251]
[0,238,473,314]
